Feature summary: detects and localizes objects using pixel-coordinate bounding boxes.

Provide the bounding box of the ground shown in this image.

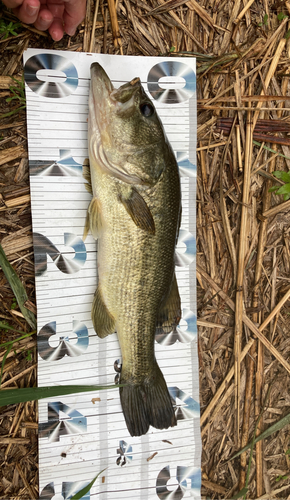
[1,0,290,498]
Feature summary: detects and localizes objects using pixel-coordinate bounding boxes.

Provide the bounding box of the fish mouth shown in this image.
[89,63,143,117]
[90,62,141,107]
[89,63,114,131]
[89,63,142,136]
[90,62,114,102]
[88,63,151,185]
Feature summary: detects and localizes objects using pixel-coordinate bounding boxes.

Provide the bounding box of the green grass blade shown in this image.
[71,469,107,500]
[0,321,36,337]
[253,140,290,160]
[229,410,290,461]
[232,487,248,499]
[0,244,36,329]
[0,384,118,406]
[0,105,26,119]
[0,333,35,349]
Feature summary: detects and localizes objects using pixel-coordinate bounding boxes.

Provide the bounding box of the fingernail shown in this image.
[51,30,62,41]
[66,27,76,36]
[26,4,39,16]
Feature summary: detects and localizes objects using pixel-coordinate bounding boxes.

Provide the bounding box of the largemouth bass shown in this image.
[85,62,181,437]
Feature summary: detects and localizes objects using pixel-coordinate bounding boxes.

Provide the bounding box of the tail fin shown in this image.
[119,363,177,437]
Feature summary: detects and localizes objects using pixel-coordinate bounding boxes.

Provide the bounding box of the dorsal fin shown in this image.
[82,158,92,194]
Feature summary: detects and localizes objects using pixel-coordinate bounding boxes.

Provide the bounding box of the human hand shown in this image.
[2,0,86,41]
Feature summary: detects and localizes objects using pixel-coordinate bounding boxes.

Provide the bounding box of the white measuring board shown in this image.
[24,48,200,500]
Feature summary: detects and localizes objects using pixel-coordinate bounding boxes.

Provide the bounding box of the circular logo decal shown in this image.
[24,53,78,98]
[147,61,195,104]
[175,229,196,267]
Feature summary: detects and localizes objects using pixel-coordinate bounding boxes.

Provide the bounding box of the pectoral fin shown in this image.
[83,197,101,240]
[92,285,116,338]
[157,273,181,331]
[118,185,155,234]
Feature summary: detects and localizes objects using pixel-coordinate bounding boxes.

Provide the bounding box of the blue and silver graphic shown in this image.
[169,387,200,420]
[34,232,87,276]
[39,402,87,442]
[156,308,197,345]
[24,53,78,98]
[116,440,133,466]
[30,149,83,176]
[39,482,55,500]
[39,481,91,500]
[176,151,196,177]
[175,229,196,267]
[156,465,201,499]
[147,61,195,104]
[62,482,91,500]
[38,320,89,361]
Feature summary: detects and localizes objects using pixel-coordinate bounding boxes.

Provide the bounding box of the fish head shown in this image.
[88,63,169,186]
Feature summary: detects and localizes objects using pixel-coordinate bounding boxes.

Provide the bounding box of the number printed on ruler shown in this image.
[24,48,201,500]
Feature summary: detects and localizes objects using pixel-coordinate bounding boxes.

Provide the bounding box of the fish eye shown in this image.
[140,103,154,117]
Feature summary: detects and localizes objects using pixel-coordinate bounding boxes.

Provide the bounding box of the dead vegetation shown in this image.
[1,0,290,498]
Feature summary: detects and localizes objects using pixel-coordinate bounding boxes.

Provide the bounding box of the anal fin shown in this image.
[157,273,181,332]
[92,285,116,338]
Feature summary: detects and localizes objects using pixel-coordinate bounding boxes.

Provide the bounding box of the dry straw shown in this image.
[1,0,290,497]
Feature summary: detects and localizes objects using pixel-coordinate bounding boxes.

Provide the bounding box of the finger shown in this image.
[33,7,54,32]
[63,0,86,36]
[12,0,40,24]
[48,17,64,41]
[42,0,65,19]
[40,1,65,40]
[2,0,23,9]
